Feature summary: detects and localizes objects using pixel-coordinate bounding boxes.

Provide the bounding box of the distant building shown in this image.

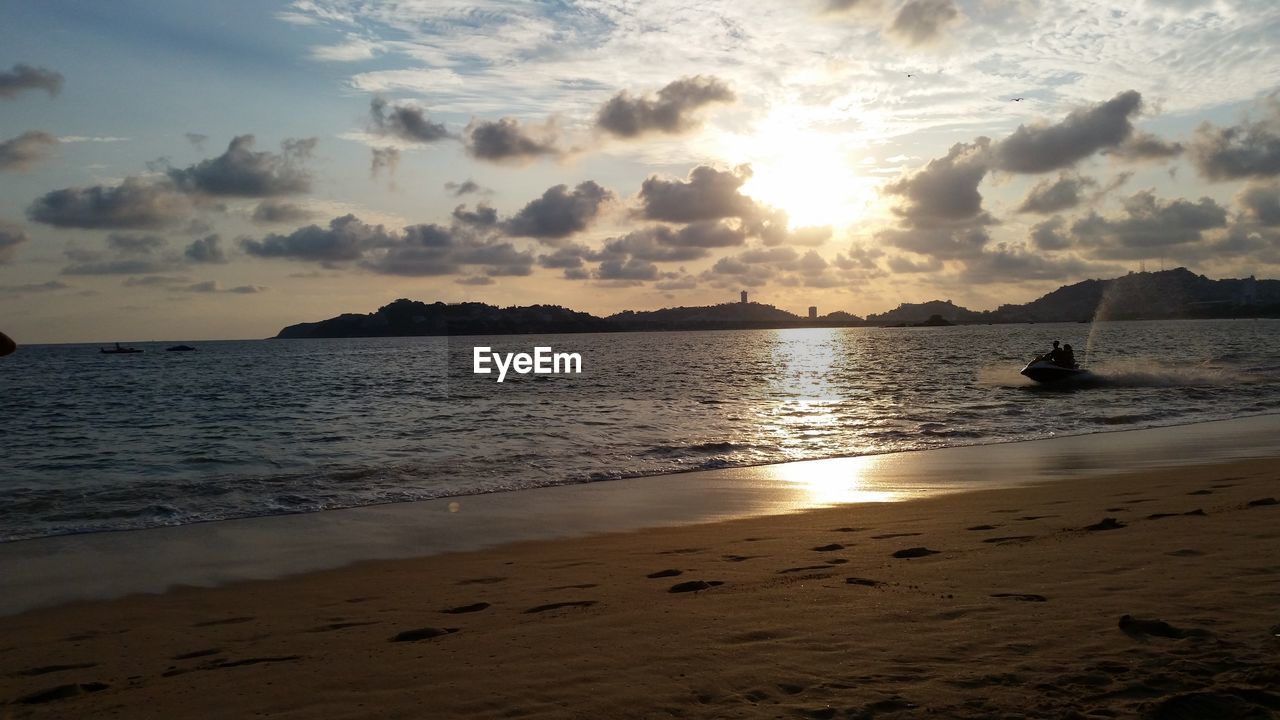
[808,306,817,319]
[740,290,748,304]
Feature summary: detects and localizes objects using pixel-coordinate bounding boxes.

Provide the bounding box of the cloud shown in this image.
[63,257,182,276]
[451,204,498,228]
[0,280,70,295]
[445,179,490,197]
[638,165,757,223]
[595,76,735,138]
[887,0,960,47]
[994,90,1143,174]
[370,147,400,180]
[884,138,992,226]
[1189,96,1280,180]
[456,275,495,286]
[595,256,659,282]
[503,181,613,241]
[879,226,990,260]
[464,117,561,163]
[364,223,534,277]
[1017,173,1097,214]
[1070,190,1228,259]
[1030,216,1071,250]
[184,133,208,149]
[185,234,228,263]
[167,135,316,197]
[887,254,944,273]
[369,97,450,143]
[0,63,63,99]
[1237,182,1280,227]
[311,36,382,62]
[959,244,1117,284]
[241,214,396,263]
[823,0,882,14]
[0,221,29,264]
[0,130,58,171]
[184,280,267,293]
[27,178,192,229]
[252,199,313,224]
[597,228,711,263]
[1108,131,1184,162]
[537,245,590,270]
[106,233,167,254]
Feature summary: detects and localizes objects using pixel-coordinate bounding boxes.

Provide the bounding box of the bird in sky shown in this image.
[1012,97,1024,101]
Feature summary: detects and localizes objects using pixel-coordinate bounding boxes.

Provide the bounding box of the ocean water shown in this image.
[2,319,1277,542]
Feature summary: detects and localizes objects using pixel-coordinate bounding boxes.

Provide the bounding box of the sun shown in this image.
[717,109,880,230]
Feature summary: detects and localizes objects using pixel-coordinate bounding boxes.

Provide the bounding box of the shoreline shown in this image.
[1,414,1278,618]
[1,455,1277,717]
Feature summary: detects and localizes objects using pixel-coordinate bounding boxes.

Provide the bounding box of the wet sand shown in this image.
[2,456,1278,718]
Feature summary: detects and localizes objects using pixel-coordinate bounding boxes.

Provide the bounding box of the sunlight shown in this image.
[766,454,903,507]
[718,109,880,230]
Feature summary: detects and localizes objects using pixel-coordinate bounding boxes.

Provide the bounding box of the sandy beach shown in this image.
[2,453,1278,718]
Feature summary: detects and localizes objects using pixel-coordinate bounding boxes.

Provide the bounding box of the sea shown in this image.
[2,319,1277,542]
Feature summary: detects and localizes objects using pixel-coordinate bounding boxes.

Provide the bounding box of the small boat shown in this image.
[100,343,143,354]
[166,345,196,352]
[1020,358,1087,384]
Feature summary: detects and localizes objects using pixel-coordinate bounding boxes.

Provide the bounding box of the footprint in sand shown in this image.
[892,547,940,559]
[391,627,458,642]
[12,662,98,677]
[990,593,1047,602]
[982,535,1035,544]
[171,649,220,660]
[523,601,598,613]
[548,584,598,590]
[647,569,683,578]
[722,554,762,562]
[441,603,491,614]
[1247,497,1278,507]
[1187,489,1214,496]
[831,527,864,533]
[191,616,254,628]
[846,577,883,587]
[456,577,506,586]
[1082,517,1126,531]
[1017,515,1056,521]
[307,621,379,632]
[1166,548,1202,557]
[1147,510,1207,520]
[812,543,844,552]
[669,580,724,593]
[825,558,849,565]
[966,524,1000,531]
[870,532,921,539]
[778,565,833,574]
[1118,614,1201,640]
[17,682,109,704]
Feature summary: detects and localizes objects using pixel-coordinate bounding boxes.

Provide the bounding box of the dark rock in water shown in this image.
[892,547,940,559]
[1247,497,1278,507]
[669,580,723,593]
[1083,517,1126,531]
[1147,690,1280,720]
[1118,614,1188,639]
[391,627,458,642]
[18,682,109,704]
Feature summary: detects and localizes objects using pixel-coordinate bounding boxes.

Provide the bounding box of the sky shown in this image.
[1,0,1279,343]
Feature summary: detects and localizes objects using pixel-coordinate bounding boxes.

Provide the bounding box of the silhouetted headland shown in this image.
[275,268,1280,338]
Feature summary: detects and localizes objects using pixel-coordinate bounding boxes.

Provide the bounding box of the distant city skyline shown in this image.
[2,1,1280,342]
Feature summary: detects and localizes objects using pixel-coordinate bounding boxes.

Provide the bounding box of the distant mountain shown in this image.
[275,299,613,338]
[274,268,1280,339]
[865,300,985,325]
[608,301,826,330]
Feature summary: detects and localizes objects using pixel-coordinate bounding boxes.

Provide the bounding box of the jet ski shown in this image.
[1020,357,1086,384]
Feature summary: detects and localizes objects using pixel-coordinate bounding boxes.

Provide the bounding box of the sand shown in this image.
[2,457,1279,719]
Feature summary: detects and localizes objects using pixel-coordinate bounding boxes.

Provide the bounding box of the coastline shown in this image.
[1,413,1278,618]
[1,453,1277,717]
